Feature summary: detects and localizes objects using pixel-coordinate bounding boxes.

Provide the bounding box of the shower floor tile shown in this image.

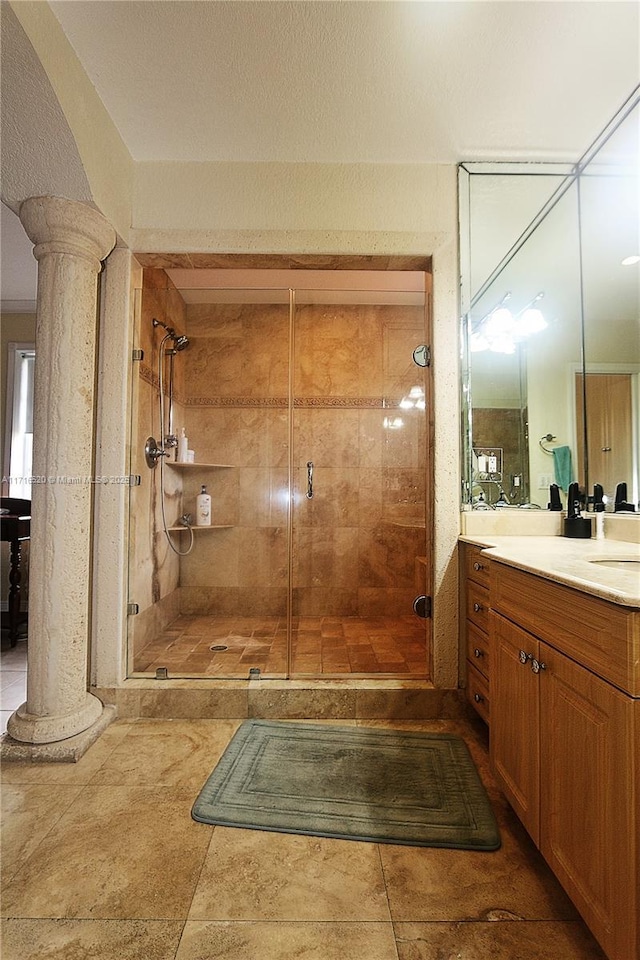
[134,615,428,678]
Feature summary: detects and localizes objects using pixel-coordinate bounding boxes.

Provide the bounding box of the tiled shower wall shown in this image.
[180,298,427,619]
[128,278,428,668]
[179,301,291,617]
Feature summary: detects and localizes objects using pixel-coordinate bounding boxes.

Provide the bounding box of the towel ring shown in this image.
[539,434,556,455]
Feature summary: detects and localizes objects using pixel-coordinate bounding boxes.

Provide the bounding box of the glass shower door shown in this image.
[290,288,430,677]
[127,284,292,678]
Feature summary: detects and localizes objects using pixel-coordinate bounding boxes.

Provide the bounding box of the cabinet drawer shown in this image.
[466,581,490,634]
[491,562,640,695]
[464,545,490,588]
[467,662,490,724]
[467,621,490,679]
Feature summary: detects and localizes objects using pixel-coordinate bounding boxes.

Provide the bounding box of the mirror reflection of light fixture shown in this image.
[398,385,426,410]
[517,292,548,336]
[383,416,404,430]
[471,291,547,353]
[621,254,640,266]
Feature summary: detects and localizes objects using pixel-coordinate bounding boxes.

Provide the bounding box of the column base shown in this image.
[5,692,106,745]
[0,704,117,763]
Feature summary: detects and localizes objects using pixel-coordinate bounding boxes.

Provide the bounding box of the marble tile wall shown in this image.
[472,406,528,504]
[178,300,427,620]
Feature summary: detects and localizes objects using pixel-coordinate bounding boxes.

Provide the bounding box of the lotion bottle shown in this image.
[178,427,189,463]
[196,484,211,526]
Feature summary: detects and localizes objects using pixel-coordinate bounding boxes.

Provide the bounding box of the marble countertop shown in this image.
[460,535,640,606]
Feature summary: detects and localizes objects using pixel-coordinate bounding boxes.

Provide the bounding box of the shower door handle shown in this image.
[306,461,314,499]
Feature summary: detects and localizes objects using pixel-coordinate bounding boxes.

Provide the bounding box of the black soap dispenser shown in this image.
[614,481,636,512]
[547,483,562,511]
[563,482,592,539]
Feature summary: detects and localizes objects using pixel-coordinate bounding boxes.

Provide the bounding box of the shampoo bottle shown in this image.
[196,484,211,526]
[178,427,189,463]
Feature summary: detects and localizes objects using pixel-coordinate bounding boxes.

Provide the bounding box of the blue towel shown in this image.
[552,446,573,492]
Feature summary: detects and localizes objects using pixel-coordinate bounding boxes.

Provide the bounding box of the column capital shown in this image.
[19,195,116,268]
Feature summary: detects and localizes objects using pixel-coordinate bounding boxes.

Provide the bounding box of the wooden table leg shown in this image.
[8,537,22,647]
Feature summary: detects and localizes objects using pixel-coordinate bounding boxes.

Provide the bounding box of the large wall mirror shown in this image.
[460,90,639,512]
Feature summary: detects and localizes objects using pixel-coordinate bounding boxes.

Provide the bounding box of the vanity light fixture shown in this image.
[621,254,640,266]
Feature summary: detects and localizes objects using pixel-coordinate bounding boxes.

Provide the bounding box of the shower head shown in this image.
[153,318,189,350]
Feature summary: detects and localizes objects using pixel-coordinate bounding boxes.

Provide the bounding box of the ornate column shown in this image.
[6,197,116,749]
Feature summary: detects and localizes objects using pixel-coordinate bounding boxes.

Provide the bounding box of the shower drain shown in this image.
[209,644,228,652]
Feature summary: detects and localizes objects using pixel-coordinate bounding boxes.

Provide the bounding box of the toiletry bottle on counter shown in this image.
[178,427,189,463]
[196,484,211,526]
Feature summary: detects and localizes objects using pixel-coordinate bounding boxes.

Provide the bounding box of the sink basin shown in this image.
[588,558,640,569]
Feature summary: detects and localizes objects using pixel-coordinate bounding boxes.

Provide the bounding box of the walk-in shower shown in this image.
[128,271,432,680]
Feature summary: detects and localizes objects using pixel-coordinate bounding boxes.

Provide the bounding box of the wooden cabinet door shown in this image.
[490,612,540,844]
[539,642,638,960]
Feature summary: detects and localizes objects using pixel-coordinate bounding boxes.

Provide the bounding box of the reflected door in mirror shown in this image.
[575,373,633,502]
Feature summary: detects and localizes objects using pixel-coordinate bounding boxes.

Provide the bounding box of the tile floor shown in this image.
[135,615,429,678]
[0,637,27,736]
[1,651,606,960]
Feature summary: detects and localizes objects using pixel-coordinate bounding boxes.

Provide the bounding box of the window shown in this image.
[3,342,35,499]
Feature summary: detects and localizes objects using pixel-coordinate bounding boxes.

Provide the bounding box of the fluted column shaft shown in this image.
[7,197,116,744]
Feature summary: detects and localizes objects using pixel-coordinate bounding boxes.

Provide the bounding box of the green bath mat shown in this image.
[192,720,500,850]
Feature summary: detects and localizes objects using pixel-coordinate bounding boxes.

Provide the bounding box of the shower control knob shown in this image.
[144,436,168,469]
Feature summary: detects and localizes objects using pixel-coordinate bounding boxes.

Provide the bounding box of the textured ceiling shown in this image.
[49,0,639,164]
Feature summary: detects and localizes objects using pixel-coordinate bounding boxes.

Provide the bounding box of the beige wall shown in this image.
[7,1,133,239]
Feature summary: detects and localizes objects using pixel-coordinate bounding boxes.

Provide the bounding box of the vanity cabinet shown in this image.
[490,562,639,960]
[461,544,491,724]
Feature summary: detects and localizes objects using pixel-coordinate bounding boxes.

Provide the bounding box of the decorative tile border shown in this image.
[186,396,288,408]
[295,396,385,409]
[184,396,388,409]
[139,361,158,391]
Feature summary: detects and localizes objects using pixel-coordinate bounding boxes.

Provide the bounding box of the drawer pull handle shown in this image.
[519,650,533,665]
[473,561,484,571]
[473,602,484,613]
[473,693,485,703]
[473,647,484,658]
[531,658,547,674]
